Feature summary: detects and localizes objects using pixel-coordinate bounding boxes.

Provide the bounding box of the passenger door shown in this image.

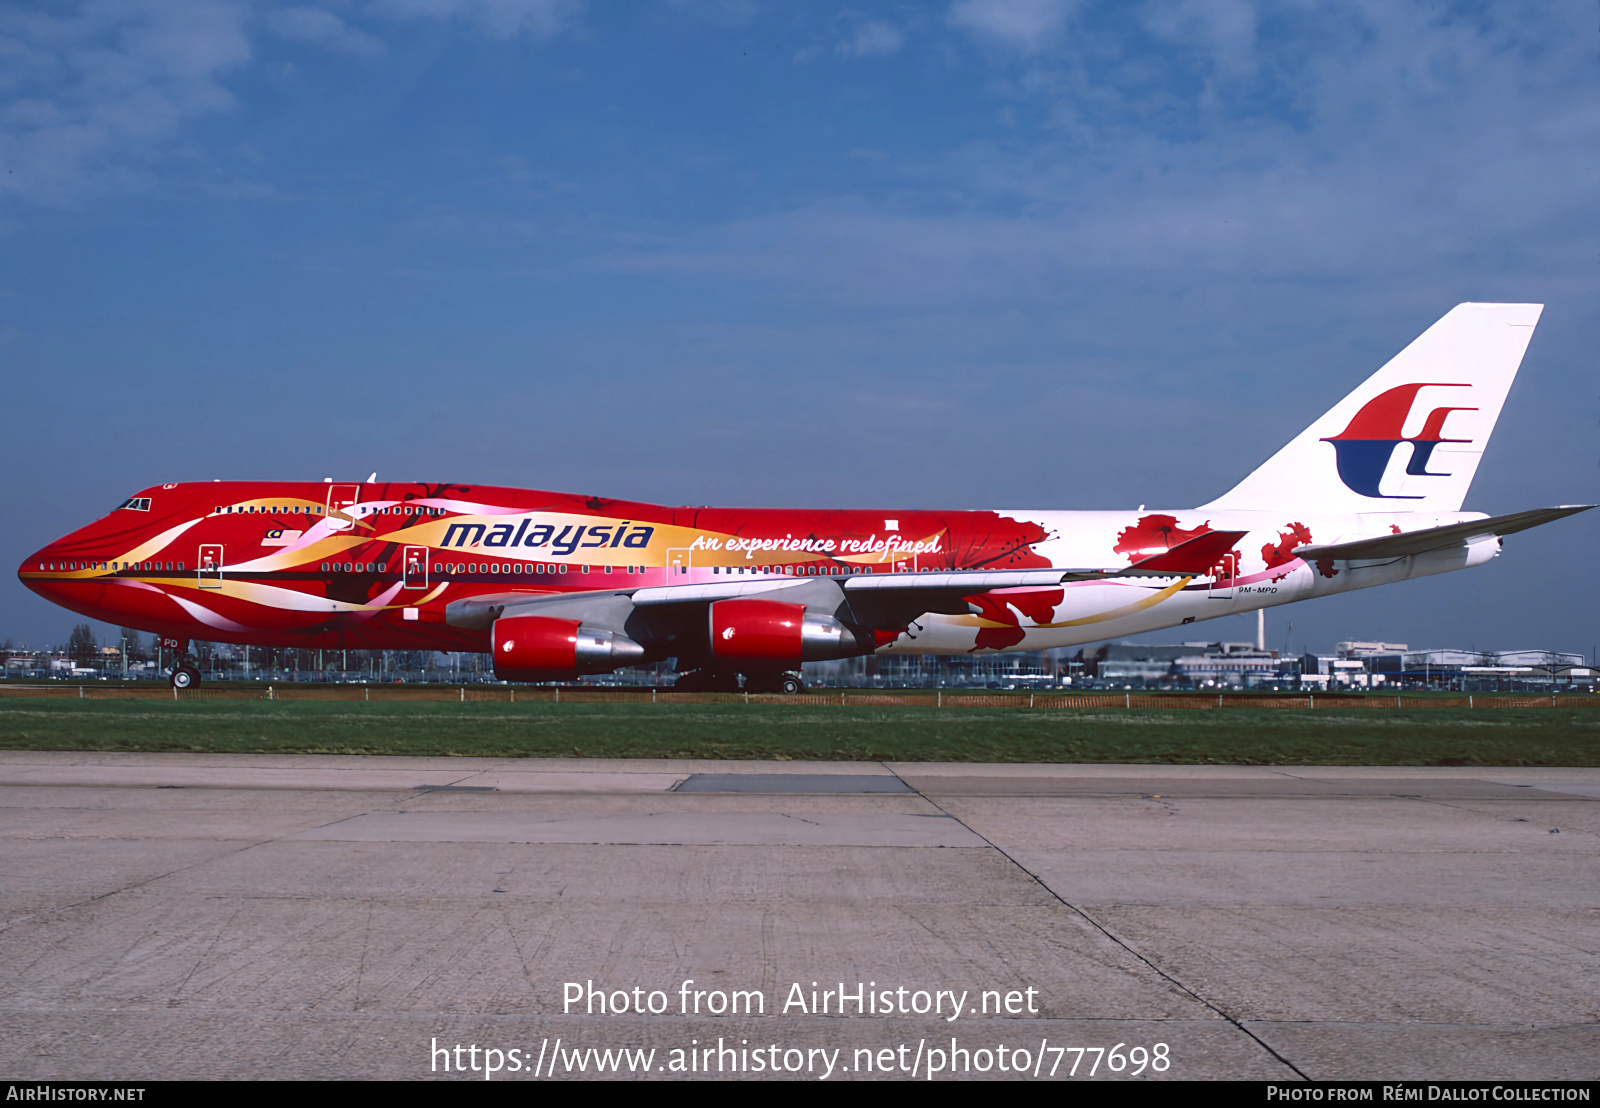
[403,545,429,590]
[198,544,223,589]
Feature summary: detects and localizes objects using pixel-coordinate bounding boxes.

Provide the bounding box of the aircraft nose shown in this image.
[19,545,65,599]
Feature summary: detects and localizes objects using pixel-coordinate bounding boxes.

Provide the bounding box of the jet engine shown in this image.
[492,614,645,682]
[708,598,863,663]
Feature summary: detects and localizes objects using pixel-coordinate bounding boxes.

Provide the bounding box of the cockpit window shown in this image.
[117,498,152,512]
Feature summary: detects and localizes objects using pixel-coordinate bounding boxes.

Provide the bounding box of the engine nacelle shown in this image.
[492,615,645,681]
[709,598,862,662]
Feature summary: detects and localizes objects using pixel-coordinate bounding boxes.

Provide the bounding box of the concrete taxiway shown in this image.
[0,752,1595,1081]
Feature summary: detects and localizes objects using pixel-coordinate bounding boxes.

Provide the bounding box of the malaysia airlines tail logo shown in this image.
[1320,383,1477,499]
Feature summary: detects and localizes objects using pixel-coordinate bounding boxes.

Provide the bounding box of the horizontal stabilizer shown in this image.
[1293,505,1593,562]
[1125,529,1249,574]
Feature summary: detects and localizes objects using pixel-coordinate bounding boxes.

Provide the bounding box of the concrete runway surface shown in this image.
[0,751,1595,1081]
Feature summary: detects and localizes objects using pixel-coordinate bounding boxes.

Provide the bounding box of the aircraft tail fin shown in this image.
[1202,303,1542,512]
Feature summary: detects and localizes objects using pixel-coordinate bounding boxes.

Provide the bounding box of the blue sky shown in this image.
[3,0,1596,658]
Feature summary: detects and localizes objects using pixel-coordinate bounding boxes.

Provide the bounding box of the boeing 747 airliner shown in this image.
[19,303,1591,692]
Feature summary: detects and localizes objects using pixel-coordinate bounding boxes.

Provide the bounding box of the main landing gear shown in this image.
[673,669,806,694]
[761,669,806,698]
[164,637,201,689]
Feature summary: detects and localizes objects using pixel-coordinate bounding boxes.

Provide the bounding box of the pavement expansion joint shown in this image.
[878,759,1316,1081]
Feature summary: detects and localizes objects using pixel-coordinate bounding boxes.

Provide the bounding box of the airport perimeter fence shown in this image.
[1,684,1595,709]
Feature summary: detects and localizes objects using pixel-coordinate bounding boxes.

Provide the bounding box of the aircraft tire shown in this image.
[169,666,200,690]
[779,672,804,695]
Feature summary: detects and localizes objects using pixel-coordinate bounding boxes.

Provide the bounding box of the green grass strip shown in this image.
[1,700,1596,764]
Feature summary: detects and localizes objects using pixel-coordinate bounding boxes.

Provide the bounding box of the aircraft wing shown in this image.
[846,527,1248,592]
[445,589,634,629]
[839,528,1249,624]
[630,528,1248,607]
[1292,505,1594,562]
[446,528,1249,631]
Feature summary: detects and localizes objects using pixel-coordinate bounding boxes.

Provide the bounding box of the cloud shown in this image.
[837,19,903,58]
[0,0,252,204]
[263,7,383,56]
[365,0,582,40]
[1139,0,1257,76]
[593,3,1599,313]
[0,0,591,206]
[947,0,1077,53]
